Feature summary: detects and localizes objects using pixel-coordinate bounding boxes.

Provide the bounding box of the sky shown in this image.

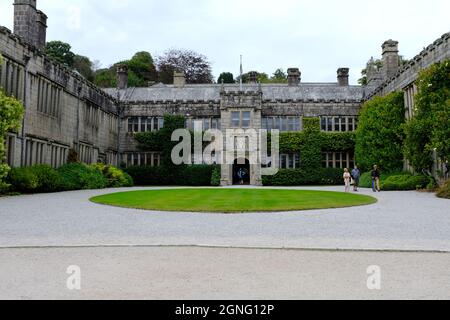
[1,0,449,84]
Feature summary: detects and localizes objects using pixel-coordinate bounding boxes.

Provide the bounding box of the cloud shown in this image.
[1,0,449,84]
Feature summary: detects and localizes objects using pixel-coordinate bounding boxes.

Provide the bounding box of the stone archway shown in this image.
[233,158,250,185]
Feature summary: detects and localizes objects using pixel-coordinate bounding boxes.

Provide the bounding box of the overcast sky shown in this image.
[1,0,449,84]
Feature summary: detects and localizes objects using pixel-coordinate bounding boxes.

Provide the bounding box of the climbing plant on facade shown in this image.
[355,91,406,172]
[404,60,450,173]
[0,54,25,191]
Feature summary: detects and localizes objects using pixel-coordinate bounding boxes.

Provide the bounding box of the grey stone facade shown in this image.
[1,0,449,185]
[0,25,119,168]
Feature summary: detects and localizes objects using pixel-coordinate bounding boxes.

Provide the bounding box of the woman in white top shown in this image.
[343,168,352,193]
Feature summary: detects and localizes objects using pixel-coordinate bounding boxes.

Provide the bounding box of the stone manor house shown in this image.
[1,0,449,185]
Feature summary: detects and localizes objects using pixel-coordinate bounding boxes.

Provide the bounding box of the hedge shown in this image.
[262,168,345,186]
[6,163,133,194]
[125,165,218,186]
[360,171,432,191]
[437,180,450,199]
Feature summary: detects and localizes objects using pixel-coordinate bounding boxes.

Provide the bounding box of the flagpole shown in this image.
[240,55,243,91]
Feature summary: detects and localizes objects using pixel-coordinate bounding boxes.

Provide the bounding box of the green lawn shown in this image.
[90,189,377,213]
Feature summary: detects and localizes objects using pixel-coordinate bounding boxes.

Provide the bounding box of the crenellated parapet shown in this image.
[366,32,450,99]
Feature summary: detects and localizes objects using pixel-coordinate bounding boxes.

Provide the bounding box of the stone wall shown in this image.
[0,26,119,167]
[367,32,450,98]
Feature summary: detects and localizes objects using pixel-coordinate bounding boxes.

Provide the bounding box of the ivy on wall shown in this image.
[133,115,356,186]
[0,54,25,191]
[404,60,450,173]
[355,91,406,172]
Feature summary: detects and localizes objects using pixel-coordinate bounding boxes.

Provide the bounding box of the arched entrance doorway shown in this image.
[233,158,250,185]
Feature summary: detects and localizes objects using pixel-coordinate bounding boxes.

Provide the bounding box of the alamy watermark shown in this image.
[66,265,81,291]
[170,122,281,176]
[367,265,382,290]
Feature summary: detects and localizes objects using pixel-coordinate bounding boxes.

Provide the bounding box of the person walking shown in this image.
[351,166,361,192]
[371,165,381,192]
[343,168,352,193]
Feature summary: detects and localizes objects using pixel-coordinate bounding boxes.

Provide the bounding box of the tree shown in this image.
[73,55,95,82]
[355,91,406,172]
[94,51,157,88]
[217,72,235,84]
[358,59,383,86]
[44,41,75,67]
[404,60,450,173]
[156,49,213,84]
[237,71,269,84]
[0,54,25,191]
[270,68,288,83]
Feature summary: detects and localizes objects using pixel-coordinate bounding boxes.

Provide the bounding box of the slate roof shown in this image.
[103,83,365,103]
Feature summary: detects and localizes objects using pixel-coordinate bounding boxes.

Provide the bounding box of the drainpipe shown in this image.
[116,89,121,166]
[20,54,31,167]
[75,84,82,153]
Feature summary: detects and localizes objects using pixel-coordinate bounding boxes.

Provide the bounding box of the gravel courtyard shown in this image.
[0,186,449,251]
[1,186,449,300]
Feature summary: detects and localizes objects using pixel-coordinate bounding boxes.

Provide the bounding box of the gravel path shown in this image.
[1,247,449,300]
[0,186,449,251]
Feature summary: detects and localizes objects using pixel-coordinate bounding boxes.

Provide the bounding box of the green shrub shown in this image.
[437,180,450,199]
[125,165,217,186]
[211,166,221,186]
[91,163,134,188]
[7,167,39,193]
[359,171,405,188]
[360,171,431,191]
[263,168,345,186]
[181,165,217,186]
[382,174,431,191]
[58,163,107,191]
[31,165,61,193]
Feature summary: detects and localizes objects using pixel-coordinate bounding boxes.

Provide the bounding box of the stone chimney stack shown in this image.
[248,71,258,84]
[173,70,186,88]
[337,68,349,86]
[287,68,301,86]
[382,39,400,79]
[14,0,38,47]
[35,10,47,49]
[117,65,128,90]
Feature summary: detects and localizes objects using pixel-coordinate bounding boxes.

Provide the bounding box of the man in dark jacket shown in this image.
[351,166,361,192]
[371,165,381,192]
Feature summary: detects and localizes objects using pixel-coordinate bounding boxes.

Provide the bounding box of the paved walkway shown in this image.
[0,186,449,251]
[1,247,449,300]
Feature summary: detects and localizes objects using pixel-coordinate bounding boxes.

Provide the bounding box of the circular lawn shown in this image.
[90,188,377,213]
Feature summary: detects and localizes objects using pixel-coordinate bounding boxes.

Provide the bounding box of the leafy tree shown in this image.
[0,54,25,191]
[358,59,383,86]
[73,55,95,82]
[94,51,157,88]
[355,91,406,172]
[404,60,450,173]
[44,41,76,67]
[218,72,235,84]
[238,69,288,84]
[156,49,213,84]
[270,68,288,83]
[237,71,269,84]
[94,68,117,88]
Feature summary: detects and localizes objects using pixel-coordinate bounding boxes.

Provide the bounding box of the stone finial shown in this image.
[287,68,301,86]
[173,70,186,88]
[117,65,128,90]
[337,68,349,86]
[248,71,258,84]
